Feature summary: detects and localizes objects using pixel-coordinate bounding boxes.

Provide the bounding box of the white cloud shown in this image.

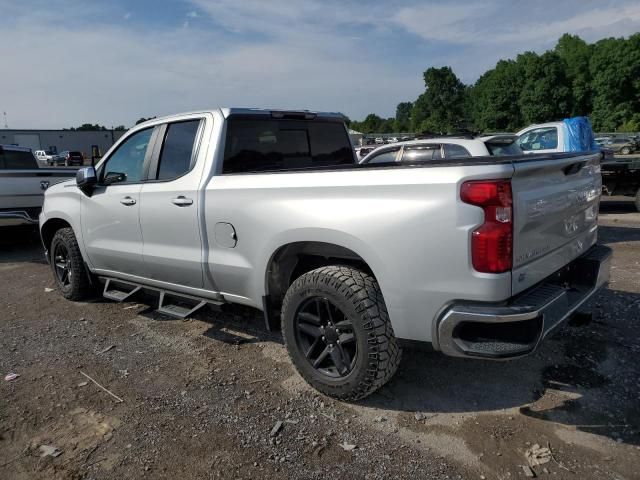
[392,2,640,47]
[1,0,639,127]
[0,18,418,128]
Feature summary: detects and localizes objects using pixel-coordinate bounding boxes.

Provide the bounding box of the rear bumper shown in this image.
[437,244,612,359]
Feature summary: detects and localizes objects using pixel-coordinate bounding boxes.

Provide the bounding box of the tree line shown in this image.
[349,33,640,135]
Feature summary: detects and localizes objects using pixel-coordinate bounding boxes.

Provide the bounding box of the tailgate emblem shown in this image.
[563,214,579,235]
[40,181,50,190]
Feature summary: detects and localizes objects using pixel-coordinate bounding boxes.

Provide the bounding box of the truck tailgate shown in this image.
[0,170,76,209]
[511,153,602,295]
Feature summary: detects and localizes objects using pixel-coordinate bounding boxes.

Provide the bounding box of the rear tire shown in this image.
[50,228,94,300]
[281,266,401,400]
[621,147,631,155]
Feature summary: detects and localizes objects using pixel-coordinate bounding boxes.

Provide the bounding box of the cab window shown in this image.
[100,128,153,185]
[155,120,201,180]
[518,127,558,151]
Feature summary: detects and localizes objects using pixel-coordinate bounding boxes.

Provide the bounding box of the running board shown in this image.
[157,291,209,319]
[99,276,224,319]
[103,278,141,302]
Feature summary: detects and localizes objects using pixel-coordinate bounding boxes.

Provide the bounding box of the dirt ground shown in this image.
[1,198,639,480]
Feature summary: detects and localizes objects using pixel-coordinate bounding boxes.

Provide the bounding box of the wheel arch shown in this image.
[40,217,74,252]
[264,240,381,311]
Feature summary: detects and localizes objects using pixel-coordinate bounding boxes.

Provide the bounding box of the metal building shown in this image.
[0,129,127,158]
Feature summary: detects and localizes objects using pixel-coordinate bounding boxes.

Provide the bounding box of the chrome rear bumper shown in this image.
[437,244,612,359]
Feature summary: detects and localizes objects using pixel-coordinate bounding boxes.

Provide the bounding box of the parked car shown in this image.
[360,135,522,164]
[594,137,612,146]
[374,137,384,144]
[34,150,55,165]
[49,150,84,166]
[0,145,77,226]
[517,120,640,211]
[605,137,636,155]
[39,108,611,400]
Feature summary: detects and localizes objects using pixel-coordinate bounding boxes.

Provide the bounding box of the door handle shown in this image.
[120,196,136,206]
[171,196,193,206]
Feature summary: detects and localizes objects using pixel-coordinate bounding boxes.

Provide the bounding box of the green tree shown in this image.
[590,34,640,131]
[517,51,572,124]
[470,59,523,131]
[411,66,466,133]
[555,34,593,116]
[114,125,127,131]
[394,102,413,132]
[70,123,107,131]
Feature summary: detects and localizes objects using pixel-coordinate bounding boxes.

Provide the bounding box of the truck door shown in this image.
[81,127,155,275]
[139,117,206,288]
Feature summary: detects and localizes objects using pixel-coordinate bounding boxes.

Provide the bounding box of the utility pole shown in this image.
[2,111,7,128]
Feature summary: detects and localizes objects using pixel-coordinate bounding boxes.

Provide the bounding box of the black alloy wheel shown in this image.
[53,242,72,288]
[294,297,357,378]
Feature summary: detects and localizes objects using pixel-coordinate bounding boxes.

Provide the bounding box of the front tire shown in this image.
[621,147,631,155]
[282,266,401,400]
[50,228,94,300]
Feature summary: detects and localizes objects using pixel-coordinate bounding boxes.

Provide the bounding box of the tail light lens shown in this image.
[461,180,513,273]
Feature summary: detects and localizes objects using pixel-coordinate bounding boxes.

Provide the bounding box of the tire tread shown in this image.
[282,265,401,400]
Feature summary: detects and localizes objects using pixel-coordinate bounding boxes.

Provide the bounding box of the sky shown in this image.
[1,0,639,128]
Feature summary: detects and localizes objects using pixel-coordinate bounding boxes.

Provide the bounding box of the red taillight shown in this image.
[461,180,513,273]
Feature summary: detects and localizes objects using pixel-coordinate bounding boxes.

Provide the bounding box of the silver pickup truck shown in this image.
[39,108,612,400]
[0,145,76,226]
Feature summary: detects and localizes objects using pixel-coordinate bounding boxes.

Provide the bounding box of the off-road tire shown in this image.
[635,188,640,213]
[282,266,401,400]
[50,227,94,300]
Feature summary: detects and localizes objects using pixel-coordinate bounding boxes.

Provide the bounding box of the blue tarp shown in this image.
[562,116,598,152]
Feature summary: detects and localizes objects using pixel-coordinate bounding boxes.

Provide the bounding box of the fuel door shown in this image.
[214,222,237,248]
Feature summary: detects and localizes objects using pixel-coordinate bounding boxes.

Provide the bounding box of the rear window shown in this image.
[366,147,400,164]
[485,139,522,156]
[69,151,83,157]
[443,144,471,158]
[222,118,354,174]
[0,149,39,169]
[401,144,442,162]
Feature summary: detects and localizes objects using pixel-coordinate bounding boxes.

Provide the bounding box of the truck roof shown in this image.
[136,108,346,127]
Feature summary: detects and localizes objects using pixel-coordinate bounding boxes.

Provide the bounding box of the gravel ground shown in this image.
[1,197,639,480]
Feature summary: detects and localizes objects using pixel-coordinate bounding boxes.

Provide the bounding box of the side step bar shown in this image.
[157,291,209,319]
[103,278,141,302]
[100,277,223,319]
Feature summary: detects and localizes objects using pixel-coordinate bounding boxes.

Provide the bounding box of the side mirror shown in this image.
[76,166,97,195]
[103,171,126,185]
